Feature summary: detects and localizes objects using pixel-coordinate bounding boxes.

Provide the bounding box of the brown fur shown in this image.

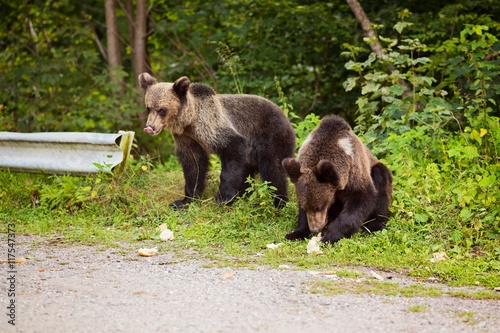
[139,73,296,208]
[282,115,393,244]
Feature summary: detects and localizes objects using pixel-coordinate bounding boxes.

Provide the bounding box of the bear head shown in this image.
[282,157,340,233]
[138,73,192,136]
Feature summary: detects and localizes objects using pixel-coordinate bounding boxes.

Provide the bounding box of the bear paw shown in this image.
[320,230,342,245]
[169,198,192,210]
[285,229,310,241]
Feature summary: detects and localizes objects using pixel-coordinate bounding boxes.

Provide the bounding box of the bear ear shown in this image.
[173,76,191,97]
[138,72,157,90]
[282,158,302,183]
[315,160,339,185]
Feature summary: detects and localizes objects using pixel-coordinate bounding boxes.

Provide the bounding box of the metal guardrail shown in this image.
[0,131,134,175]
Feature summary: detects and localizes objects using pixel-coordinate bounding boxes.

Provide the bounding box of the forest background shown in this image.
[0,0,499,288]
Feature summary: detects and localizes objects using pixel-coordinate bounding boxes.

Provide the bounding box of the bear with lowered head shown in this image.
[282,115,393,244]
[139,73,296,209]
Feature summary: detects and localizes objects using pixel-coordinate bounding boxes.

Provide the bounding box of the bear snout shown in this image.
[307,210,328,233]
[144,126,155,135]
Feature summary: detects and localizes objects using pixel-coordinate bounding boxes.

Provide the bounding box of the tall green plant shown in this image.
[343,17,500,257]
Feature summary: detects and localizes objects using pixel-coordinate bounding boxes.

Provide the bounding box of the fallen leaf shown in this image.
[37,269,46,273]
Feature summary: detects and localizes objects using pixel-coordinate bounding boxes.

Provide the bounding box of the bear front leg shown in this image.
[171,135,209,209]
[214,132,249,205]
[285,208,311,240]
[321,192,375,244]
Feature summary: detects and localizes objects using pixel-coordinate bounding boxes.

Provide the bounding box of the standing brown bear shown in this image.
[139,73,296,209]
[282,115,393,244]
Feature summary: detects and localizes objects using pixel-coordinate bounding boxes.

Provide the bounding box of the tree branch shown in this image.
[81,12,107,62]
[345,0,385,57]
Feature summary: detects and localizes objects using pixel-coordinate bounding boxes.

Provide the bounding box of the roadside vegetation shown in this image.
[1,1,499,295]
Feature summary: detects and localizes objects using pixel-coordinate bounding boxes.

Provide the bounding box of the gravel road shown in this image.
[1,235,499,333]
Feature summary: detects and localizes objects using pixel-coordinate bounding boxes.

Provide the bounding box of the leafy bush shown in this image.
[342,19,499,262]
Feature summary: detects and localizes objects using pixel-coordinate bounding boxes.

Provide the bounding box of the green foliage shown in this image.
[0,1,140,134]
[292,113,321,149]
[1,144,499,289]
[274,75,320,149]
[213,42,244,94]
[2,1,500,155]
[1,0,500,291]
[241,178,277,206]
[343,17,500,272]
[148,0,362,118]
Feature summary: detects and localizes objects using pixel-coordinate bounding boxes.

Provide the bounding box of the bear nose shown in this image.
[144,126,155,134]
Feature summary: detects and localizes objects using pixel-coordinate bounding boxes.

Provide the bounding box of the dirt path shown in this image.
[1,236,499,333]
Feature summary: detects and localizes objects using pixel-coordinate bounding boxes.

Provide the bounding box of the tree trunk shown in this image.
[345,0,385,57]
[120,0,136,73]
[133,0,148,86]
[105,0,123,84]
[346,0,412,96]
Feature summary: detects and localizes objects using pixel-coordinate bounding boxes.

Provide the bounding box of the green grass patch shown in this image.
[407,305,428,313]
[306,279,500,300]
[1,151,499,295]
[455,311,479,326]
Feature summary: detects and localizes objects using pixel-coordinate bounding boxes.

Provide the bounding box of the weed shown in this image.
[306,279,500,300]
[407,305,428,313]
[455,311,478,325]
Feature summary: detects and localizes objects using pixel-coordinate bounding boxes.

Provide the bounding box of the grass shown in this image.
[455,312,479,326]
[1,155,499,298]
[407,305,428,313]
[306,279,500,300]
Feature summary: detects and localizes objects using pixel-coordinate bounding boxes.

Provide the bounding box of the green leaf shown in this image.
[459,208,473,220]
[345,60,362,72]
[463,146,479,159]
[343,77,358,92]
[414,213,429,223]
[393,22,413,34]
[411,57,431,65]
[361,82,381,95]
[388,84,407,96]
[470,129,482,145]
[479,175,496,187]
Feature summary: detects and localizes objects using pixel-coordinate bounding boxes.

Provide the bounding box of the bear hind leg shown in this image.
[258,157,289,208]
[363,162,393,232]
[215,133,250,205]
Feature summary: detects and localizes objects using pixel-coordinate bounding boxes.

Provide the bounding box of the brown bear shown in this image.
[282,115,393,244]
[139,73,296,209]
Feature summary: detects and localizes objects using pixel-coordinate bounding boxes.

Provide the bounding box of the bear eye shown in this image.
[159,108,167,117]
[146,107,151,114]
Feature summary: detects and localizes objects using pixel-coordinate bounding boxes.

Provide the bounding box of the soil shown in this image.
[1,235,499,333]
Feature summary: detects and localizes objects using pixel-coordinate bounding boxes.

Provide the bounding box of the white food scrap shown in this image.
[138,247,158,257]
[307,234,323,255]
